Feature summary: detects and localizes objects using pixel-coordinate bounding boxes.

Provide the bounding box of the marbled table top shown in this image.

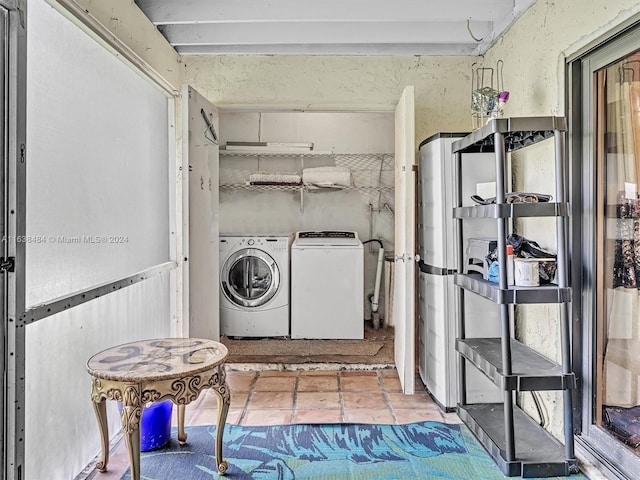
[86,338,228,382]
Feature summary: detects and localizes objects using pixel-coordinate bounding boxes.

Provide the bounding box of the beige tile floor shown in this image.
[85,367,459,480]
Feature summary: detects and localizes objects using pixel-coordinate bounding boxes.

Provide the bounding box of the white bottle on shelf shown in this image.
[506,245,515,286]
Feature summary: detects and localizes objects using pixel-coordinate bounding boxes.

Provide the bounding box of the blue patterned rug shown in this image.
[119,421,587,479]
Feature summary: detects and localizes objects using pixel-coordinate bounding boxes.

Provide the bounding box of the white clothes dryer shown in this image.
[219,234,291,337]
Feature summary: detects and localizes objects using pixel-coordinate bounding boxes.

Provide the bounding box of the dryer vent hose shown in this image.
[363,239,383,249]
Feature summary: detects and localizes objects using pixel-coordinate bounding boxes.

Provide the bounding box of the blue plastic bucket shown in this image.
[117,400,173,451]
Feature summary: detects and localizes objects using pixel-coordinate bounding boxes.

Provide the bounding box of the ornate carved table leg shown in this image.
[212,367,230,475]
[91,396,109,472]
[177,404,187,445]
[121,384,142,480]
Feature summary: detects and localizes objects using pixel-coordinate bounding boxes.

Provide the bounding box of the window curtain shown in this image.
[607,58,640,408]
[612,64,640,289]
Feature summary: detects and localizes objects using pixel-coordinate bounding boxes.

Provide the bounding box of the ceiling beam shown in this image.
[176,43,479,56]
[161,21,492,46]
[136,0,514,24]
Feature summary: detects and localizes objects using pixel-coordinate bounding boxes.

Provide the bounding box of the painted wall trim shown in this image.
[167,97,181,337]
[19,261,176,326]
[46,0,180,96]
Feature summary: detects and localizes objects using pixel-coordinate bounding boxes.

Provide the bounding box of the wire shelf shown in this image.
[219,183,301,192]
[219,183,393,193]
[220,153,393,189]
[335,153,394,170]
[219,152,395,212]
[219,150,334,158]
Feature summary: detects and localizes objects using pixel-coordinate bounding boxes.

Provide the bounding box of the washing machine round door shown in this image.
[221,248,281,308]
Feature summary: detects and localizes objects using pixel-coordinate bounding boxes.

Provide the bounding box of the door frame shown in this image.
[568,19,640,480]
[3,1,27,479]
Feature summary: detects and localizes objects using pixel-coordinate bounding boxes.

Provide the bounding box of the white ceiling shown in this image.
[134,0,537,56]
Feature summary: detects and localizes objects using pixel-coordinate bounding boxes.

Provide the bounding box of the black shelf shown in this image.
[452,116,567,154]
[456,338,575,391]
[453,116,576,477]
[453,202,569,219]
[458,403,580,477]
[454,273,571,304]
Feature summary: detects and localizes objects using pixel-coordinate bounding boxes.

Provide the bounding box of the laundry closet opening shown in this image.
[216,110,396,367]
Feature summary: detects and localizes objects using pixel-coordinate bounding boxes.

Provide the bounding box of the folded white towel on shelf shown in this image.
[248,172,302,185]
[302,166,352,188]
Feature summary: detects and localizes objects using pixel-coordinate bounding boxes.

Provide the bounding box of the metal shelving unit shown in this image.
[452,117,578,477]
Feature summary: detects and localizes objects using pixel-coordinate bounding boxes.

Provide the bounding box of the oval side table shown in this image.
[87,338,230,479]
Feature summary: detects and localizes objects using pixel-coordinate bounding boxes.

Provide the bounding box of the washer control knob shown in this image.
[247,238,255,246]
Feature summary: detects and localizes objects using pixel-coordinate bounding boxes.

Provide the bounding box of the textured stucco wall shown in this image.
[481,0,640,438]
[183,56,476,145]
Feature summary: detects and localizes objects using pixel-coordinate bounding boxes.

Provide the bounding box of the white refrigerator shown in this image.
[417,133,503,410]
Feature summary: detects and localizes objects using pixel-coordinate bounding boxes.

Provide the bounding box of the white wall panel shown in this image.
[25,0,170,307]
[24,271,171,480]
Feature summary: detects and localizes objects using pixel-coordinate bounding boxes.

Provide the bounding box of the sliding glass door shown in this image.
[595,49,640,455]
[573,24,640,480]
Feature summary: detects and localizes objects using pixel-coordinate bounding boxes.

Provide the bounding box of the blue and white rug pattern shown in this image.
[120,421,586,479]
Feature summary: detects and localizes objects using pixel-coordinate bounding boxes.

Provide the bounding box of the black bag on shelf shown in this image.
[486,234,557,284]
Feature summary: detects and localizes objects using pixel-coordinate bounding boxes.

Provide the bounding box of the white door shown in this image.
[182,85,220,339]
[393,86,416,394]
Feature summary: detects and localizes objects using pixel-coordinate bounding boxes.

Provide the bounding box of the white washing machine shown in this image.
[290,231,364,339]
[219,234,291,337]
